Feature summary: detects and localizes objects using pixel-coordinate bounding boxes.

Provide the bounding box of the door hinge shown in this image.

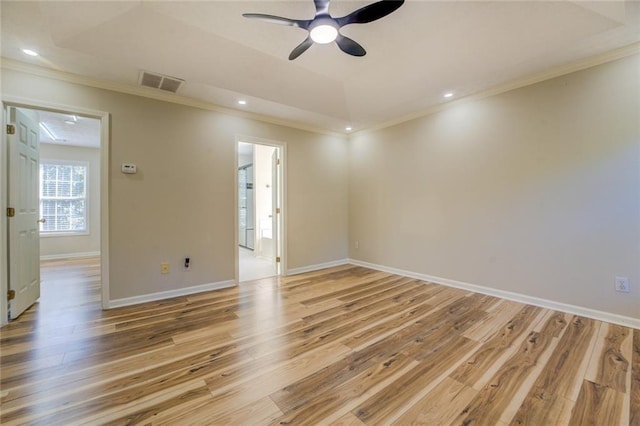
[6,124,15,135]
[6,207,15,218]
[7,290,15,301]
[276,208,281,214]
[276,257,281,263]
[276,159,280,166]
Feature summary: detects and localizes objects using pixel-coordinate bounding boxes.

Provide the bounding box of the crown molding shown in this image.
[356,42,640,135]
[0,57,344,138]
[3,41,638,138]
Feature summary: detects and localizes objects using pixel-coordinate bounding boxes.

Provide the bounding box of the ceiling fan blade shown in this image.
[289,36,315,60]
[336,34,366,57]
[242,13,311,29]
[336,0,404,27]
[314,0,331,15]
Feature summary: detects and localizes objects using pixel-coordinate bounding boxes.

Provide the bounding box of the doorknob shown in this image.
[37,218,46,224]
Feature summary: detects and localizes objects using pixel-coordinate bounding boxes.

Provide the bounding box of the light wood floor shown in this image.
[1,258,638,425]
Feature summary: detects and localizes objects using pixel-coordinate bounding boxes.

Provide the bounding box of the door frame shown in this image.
[234,135,287,283]
[1,96,110,325]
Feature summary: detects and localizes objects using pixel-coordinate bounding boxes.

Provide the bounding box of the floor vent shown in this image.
[138,71,184,93]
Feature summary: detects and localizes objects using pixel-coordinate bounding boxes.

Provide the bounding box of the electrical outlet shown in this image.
[161,262,170,274]
[615,276,630,293]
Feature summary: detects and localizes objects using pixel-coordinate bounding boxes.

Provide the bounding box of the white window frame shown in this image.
[39,159,90,237]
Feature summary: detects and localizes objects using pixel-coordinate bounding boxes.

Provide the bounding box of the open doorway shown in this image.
[3,106,103,321]
[237,140,283,282]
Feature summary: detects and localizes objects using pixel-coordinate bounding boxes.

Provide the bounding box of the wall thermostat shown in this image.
[121,163,137,174]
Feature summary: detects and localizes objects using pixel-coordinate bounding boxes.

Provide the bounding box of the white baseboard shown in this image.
[106,280,236,309]
[349,259,640,330]
[40,251,101,261]
[287,258,350,276]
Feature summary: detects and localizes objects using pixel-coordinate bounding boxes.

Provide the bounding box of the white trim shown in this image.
[40,251,100,261]
[99,114,110,309]
[287,259,350,276]
[106,280,235,309]
[1,108,8,325]
[349,259,640,330]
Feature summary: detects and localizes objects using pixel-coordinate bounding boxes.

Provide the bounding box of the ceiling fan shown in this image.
[243,0,405,60]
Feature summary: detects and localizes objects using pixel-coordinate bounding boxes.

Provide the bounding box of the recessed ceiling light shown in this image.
[444,92,454,98]
[345,127,352,131]
[22,49,39,57]
[238,100,247,105]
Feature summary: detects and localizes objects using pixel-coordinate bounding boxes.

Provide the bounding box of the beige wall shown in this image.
[3,55,637,320]
[2,69,348,301]
[349,55,640,319]
[39,143,101,258]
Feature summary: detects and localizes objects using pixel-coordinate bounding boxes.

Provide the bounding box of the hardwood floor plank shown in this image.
[585,323,632,393]
[244,283,438,361]
[271,353,417,425]
[510,316,599,425]
[268,340,404,414]
[206,341,352,400]
[463,299,528,343]
[352,335,479,424]
[632,329,640,426]
[392,377,477,425]
[1,333,235,409]
[342,296,439,351]
[330,412,367,426]
[451,304,544,387]
[298,271,399,305]
[205,396,283,425]
[0,258,637,425]
[201,343,353,422]
[1,344,252,424]
[452,311,568,425]
[569,380,625,426]
[98,384,213,426]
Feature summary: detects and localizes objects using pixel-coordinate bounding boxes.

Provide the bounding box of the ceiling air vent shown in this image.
[138,71,184,93]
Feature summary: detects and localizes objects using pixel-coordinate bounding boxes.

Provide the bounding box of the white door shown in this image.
[271,149,280,274]
[7,107,41,320]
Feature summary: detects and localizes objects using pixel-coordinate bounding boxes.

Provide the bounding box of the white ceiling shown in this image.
[35,110,101,148]
[2,1,639,133]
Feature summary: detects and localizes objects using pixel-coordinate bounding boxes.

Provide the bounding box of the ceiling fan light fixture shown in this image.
[243,0,405,59]
[310,23,338,44]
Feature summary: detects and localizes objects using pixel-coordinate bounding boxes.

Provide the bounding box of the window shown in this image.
[39,161,88,234]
